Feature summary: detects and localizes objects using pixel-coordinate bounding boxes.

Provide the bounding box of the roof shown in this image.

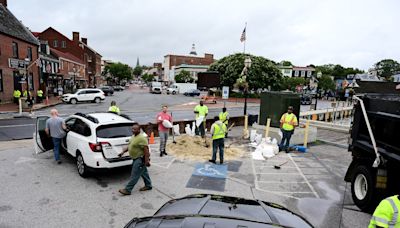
[0,4,39,45]
[292,66,315,70]
[88,112,132,124]
[80,41,102,57]
[31,32,40,37]
[175,64,210,69]
[50,48,84,64]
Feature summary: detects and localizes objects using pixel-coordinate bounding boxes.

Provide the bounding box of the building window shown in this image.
[308,71,312,77]
[27,47,32,60]
[53,40,58,47]
[61,41,66,48]
[28,73,34,91]
[12,42,18,58]
[0,69,3,92]
[294,70,299,77]
[301,71,306,77]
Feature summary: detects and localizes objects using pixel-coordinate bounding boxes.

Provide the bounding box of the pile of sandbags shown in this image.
[250,130,279,160]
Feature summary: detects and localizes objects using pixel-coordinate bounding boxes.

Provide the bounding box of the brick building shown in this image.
[162,45,214,82]
[38,28,102,87]
[0,0,40,103]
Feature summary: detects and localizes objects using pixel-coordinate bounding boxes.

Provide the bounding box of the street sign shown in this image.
[8,58,29,69]
[222,86,229,99]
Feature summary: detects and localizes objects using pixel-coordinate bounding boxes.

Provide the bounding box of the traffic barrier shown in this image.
[149,132,155,144]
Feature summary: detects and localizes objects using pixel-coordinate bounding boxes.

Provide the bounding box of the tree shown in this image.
[175,70,194,83]
[103,62,132,84]
[133,65,143,77]
[315,64,364,79]
[318,75,335,91]
[374,59,400,80]
[209,53,282,91]
[142,73,154,83]
[280,77,306,91]
[280,60,292,66]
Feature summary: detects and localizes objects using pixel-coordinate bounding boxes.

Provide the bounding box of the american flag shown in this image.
[35,57,42,67]
[240,26,246,42]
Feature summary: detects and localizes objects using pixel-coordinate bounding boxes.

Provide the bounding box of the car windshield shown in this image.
[96,123,132,138]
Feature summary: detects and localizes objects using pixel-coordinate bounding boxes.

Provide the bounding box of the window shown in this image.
[27,47,32,60]
[28,73,34,90]
[96,123,132,138]
[73,119,91,136]
[12,42,18,58]
[0,70,3,92]
[53,40,58,47]
[301,71,306,77]
[294,70,299,77]
[61,41,66,48]
[308,71,313,77]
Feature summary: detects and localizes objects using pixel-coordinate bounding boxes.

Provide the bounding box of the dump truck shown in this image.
[344,94,400,212]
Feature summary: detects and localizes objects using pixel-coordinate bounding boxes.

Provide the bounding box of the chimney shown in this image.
[81,38,87,45]
[72,32,79,43]
[0,0,7,7]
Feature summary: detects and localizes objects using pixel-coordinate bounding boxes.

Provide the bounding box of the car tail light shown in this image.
[89,142,110,152]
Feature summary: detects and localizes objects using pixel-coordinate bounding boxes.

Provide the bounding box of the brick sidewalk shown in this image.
[0,96,62,113]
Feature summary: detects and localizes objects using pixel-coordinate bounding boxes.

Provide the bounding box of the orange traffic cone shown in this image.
[149,132,155,144]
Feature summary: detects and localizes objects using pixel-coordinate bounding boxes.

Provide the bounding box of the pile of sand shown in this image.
[166,135,243,161]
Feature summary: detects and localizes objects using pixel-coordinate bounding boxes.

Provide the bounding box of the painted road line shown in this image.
[0,124,35,128]
[255,187,300,200]
[257,173,302,175]
[251,155,260,189]
[288,153,320,198]
[257,181,308,183]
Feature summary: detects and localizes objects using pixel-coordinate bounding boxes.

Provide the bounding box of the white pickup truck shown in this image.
[166,85,179,95]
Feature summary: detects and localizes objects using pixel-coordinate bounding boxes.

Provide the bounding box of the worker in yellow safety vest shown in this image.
[279,106,298,152]
[108,101,120,114]
[369,195,400,228]
[37,89,43,103]
[194,100,208,138]
[209,116,228,165]
[13,89,21,103]
[219,107,230,137]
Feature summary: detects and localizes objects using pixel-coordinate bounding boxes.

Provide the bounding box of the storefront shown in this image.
[39,56,60,97]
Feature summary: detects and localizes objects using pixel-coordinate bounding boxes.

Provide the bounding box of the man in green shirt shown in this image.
[118,123,152,195]
[194,101,208,138]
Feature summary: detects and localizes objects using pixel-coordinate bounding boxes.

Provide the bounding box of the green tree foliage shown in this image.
[315,64,363,79]
[280,60,293,66]
[133,65,143,77]
[103,62,133,82]
[142,73,154,83]
[209,53,282,90]
[175,70,194,83]
[318,75,335,91]
[374,59,400,80]
[280,77,306,91]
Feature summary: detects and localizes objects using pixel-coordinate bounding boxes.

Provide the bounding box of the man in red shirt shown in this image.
[156,105,172,157]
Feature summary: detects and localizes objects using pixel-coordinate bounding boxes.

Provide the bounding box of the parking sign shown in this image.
[222,86,229,99]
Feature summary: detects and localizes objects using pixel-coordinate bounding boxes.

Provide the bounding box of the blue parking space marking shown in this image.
[192,163,227,179]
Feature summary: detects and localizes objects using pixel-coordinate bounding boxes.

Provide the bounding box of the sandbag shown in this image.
[195,116,204,127]
[185,124,192,136]
[173,124,180,135]
[250,130,257,142]
[162,120,173,128]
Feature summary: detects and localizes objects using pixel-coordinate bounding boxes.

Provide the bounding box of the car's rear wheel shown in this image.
[70,98,77,104]
[94,97,101,103]
[76,152,88,178]
[172,91,176,95]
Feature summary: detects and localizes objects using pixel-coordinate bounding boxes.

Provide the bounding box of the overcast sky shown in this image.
[9,0,400,70]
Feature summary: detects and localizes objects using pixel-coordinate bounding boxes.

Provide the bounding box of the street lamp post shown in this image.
[243,56,252,115]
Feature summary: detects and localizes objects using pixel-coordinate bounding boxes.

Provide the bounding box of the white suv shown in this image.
[35,112,136,177]
[62,89,105,104]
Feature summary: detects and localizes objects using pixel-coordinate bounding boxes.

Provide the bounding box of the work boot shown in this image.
[139,186,152,191]
[208,159,216,164]
[118,189,131,195]
[159,152,163,157]
[162,151,168,155]
[220,160,224,165]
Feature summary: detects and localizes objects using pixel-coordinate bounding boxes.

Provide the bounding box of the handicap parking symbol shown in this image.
[193,163,227,179]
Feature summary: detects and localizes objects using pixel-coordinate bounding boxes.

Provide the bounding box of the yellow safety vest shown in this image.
[37,90,43,97]
[280,113,297,131]
[219,111,229,124]
[212,123,227,140]
[108,106,120,114]
[194,105,208,119]
[13,90,21,98]
[369,195,400,228]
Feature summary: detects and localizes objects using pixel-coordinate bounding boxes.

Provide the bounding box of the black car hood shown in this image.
[125,194,313,228]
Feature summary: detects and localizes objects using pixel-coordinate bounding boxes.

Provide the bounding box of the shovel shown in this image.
[274,160,289,169]
[171,112,176,144]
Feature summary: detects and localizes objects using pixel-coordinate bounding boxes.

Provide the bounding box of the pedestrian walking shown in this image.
[37,89,43,103]
[369,194,400,227]
[45,109,67,164]
[156,105,172,157]
[279,106,298,152]
[194,101,208,138]
[118,123,152,195]
[209,116,227,164]
[108,101,120,114]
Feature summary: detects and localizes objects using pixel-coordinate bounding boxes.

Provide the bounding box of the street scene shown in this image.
[1,0,400,228]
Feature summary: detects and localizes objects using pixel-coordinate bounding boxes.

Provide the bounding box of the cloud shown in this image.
[9,0,400,70]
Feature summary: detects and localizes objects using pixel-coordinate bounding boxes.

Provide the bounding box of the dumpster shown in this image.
[259,92,300,127]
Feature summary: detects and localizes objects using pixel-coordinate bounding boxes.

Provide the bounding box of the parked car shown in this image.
[301,94,312,105]
[124,194,313,228]
[61,89,105,104]
[113,85,125,91]
[183,89,200,96]
[35,112,135,177]
[150,82,162,94]
[100,86,114,96]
